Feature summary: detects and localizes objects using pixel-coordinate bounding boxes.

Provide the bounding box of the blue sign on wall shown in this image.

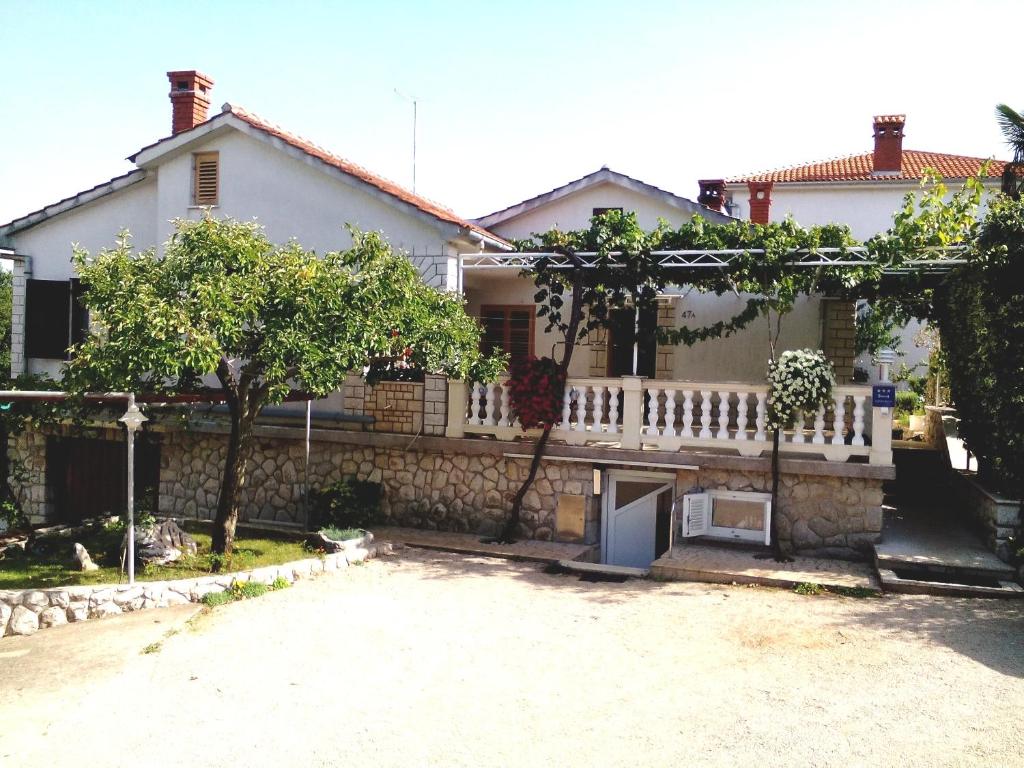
[872,384,896,408]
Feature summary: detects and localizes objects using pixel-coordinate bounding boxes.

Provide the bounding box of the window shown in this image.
[592,207,623,217]
[25,279,88,359]
[479,305,534,366]
[192,151,219,205]
[679,490,771,545]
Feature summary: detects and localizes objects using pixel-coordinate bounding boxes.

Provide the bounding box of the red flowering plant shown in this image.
[506,355,565,430]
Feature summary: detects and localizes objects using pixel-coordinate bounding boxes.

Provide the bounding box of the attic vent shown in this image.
[192,152,219,206]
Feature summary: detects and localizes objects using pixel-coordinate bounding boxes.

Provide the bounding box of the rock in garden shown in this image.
[39,606,68,628]
[74,542,100,571]
[124,519,197,567]
[9,605,39,636]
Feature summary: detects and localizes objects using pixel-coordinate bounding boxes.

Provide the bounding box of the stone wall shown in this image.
[158,429,600,540]
[822,298,857,384]
[0,544,379,638]
[678,466,883,557]
[952,472,1021,557]
[9,430,50,524]
[341,374,447,436]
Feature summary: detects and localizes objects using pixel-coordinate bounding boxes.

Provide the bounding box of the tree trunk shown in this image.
[212,411,253,560]
[502,256,586,543]
[769,426,788,561]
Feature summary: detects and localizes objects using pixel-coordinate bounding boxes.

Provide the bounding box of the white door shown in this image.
[603,472,674,568]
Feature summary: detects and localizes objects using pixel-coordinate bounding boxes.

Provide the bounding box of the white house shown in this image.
[0,71,898,567]
[0,71,509,381]
[707,114,1007,381]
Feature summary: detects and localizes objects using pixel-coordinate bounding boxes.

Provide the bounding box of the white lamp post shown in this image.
[119,393,148,585]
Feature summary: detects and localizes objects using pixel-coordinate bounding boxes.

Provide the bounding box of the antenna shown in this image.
[394,88,418,192]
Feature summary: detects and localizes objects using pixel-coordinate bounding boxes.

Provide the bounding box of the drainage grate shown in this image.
[891,568,1003,589]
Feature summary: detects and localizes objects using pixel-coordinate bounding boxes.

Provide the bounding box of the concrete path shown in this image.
[652,543,879,592]
[1,549,1020,767]
[876,507,1014,576]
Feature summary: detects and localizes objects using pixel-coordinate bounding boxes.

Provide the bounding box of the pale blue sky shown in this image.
[1,0,1020,226]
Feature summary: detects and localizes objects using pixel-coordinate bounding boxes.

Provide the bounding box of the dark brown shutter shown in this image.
[25,279,72,359]
[70,278,89,350]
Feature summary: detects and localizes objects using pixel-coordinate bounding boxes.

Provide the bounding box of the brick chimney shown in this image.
[747,181,773,224]
[697,179,726,212]
[872,114,905,175]
[167,71,215,135]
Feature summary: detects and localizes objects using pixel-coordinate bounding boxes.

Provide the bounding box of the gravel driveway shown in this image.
[2,548,1022,767]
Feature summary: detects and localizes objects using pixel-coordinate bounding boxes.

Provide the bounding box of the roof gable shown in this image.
[727,149,1008,184]
[131,104,509,248]
[475,167,734,228]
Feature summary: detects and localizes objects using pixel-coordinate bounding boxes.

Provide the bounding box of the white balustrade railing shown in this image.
[449,376,891,465]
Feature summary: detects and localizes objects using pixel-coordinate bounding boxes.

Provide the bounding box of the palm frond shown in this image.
[995,104,1024,161]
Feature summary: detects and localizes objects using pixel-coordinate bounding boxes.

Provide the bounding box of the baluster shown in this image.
[791,410,806,443]
[468,383,483,426]
[484,383,496,425]
[852,395,866,446]
[831,394,845,445]
[682,390,694,437]
[574,385,588,432]
[646,388,660,436]
[498,381,511,427]
[699,390,713,439]
[754,392,767,441]
[716,390,731,439]
[663,389,676,437]
[560,385,572,430]
[812,404,826,444]
[592,386,605,435]
[606,386,620,435]
[735,392,749,440]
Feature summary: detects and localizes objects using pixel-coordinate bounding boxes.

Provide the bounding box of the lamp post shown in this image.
[119,393,148,585]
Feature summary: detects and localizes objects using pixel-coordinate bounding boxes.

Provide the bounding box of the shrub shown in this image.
[308,477,381,531]
[895,390,923,415]
[270,575,291,590]
[201,590,233,607]
[320,526,364,541]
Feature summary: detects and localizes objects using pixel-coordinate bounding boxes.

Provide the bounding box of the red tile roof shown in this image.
[224,106,508,245]
[727,150,1007,184]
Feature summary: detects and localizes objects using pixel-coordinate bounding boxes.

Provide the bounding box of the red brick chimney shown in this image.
[167,71,215,135]
[697,179,726,212]
[872,114,905,175]
[747,181,773,224]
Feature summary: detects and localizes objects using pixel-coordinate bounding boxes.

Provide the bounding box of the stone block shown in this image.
[9,605,39,635]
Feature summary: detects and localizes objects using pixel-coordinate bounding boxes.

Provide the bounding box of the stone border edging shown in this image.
[0,533,383,638]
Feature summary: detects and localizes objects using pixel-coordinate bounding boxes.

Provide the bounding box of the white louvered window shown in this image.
[192,152,219,206]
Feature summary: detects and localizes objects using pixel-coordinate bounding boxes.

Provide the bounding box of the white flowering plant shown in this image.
[766,349,836,431]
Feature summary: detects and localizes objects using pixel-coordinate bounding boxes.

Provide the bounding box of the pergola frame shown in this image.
[460,246,967,275]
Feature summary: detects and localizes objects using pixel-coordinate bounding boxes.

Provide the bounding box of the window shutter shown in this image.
[70,278,89,349]
[25,279,72,359]
[193,152,219,205]
[681,493,711,538]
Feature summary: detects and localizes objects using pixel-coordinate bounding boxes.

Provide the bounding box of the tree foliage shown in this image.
[68,217,498,554]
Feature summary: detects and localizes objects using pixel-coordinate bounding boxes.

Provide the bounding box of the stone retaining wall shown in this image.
[681,467,883,557]
[952,472,1021,557]
[1,539,382,638]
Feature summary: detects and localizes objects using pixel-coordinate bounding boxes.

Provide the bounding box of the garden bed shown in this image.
[0,519,312,590]
[0,526,383,638]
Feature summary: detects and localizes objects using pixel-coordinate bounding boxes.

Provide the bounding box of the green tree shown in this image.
[0,269,11,377]
[995,103,1024,199]
[68,217,496,556]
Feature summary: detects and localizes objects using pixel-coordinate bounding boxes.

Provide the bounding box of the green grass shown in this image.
[794,581,878,598]
[0,520,311,590]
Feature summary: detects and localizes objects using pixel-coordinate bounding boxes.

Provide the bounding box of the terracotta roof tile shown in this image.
[727,150,1007,184]
[223,106,508,246]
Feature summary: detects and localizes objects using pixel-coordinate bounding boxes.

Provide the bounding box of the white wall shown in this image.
[725,178,1000,385]
[9,126,474,376]
[487,181,702,240]
[11,178,158,281]
[725,181,999,241]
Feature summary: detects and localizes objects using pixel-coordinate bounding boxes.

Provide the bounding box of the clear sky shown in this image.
[1,0,1020,226]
